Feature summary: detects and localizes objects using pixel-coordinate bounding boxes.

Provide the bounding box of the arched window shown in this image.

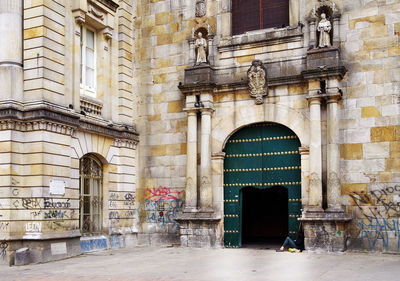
[232,0,289,35]
[80,155,103,234]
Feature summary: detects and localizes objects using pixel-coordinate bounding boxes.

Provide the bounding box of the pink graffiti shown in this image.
[145,186,183,201]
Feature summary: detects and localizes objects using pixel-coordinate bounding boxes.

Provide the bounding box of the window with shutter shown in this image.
[232,0,289,35]
[80,26,97,97]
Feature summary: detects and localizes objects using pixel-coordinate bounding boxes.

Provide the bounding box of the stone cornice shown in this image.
[219,26,303,52]
[94,0,119,12]
[0,104,139,142]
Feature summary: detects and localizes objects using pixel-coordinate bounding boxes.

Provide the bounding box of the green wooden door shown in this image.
[224,123,301,248]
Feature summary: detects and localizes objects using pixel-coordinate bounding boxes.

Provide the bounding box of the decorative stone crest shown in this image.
[195,0,206,17]
[247,60,268,105]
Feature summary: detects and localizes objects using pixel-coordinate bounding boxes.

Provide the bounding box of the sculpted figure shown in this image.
[195,0,206,17]
[195,32,207,65]
[247,60,268,105]
[317,13,332,48]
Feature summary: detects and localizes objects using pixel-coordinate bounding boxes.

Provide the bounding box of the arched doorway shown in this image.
[223,123,301,248]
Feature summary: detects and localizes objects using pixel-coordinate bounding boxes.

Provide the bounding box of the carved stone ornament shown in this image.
[195,0,206,17]
[247,60,268,105]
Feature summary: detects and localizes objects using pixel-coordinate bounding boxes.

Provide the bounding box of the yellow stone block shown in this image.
[371,126,396,142]
[360,25,388,39]
[153,25,166,36]
[155,58,171,68]
[308,80,320,90]
[24,26,45,39]
[386,158,400,171]
[388,46,400,56]
[155,12,171,25]
[176,120,187,132]
[341,183,368,195]
[361,106,381,118]
[168,100,182,113]
[379,172,392,183]
[236,55,255,64]
[236,90,249,100]
[153,73,166,83]
[180,143,187,154]
[340,143,363,160]
[170,22,180,33]
[363,36,398,51]
[289,84,307,95]
[157,34,172,45]
[394,22,400,35]
[349,15,385,29]
[390,141,400,157]
[172,32,188,43]
[148,114,161,121]
[293,99,308,109]
[149,145,166,156]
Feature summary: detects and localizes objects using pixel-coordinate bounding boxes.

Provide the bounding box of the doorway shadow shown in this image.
[241,186,288,249]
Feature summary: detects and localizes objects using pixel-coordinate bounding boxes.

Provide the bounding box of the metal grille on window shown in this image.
[80,155,103,234]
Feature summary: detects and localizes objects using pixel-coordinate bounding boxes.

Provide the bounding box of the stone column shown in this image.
[0,0,23,101]
[207,34,215,66]
[185,110,198,212]
[326,80,343,212]
[188,38,196,66]
[332,14,340,48]
[308,18,317,48]
[299,147,310,207]
[200,108,213,211]
[308,97,323,211]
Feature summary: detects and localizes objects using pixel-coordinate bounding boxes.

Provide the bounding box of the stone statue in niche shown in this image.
[247,60,268,105]
[317,13,332,48]
[195,32,207,65]
[195,0,206,17]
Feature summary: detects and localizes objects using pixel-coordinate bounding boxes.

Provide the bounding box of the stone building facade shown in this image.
[0,0,399,265]
[0,0,139,265]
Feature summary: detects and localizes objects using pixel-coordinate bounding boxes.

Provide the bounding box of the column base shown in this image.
[175,211,222,248]
[299,210,352,252]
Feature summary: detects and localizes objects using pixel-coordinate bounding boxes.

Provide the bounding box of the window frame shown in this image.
[80,25,97,97]
[231,0,290,36]
[79,155,103,235]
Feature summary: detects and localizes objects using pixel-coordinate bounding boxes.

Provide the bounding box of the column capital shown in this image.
[307,96,322,104]
[326,93,341,104]
[200,107,214,115]
[212,152,226,160]
[299,146,310,155]
[185,109,198,115]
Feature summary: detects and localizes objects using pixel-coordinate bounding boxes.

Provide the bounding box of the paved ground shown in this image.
[1,246,400,281]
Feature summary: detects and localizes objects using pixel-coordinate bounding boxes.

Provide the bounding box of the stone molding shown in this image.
[219,26,303,52]
[113,138,138,149]
[0,119,74,136]
[0,104,139,142]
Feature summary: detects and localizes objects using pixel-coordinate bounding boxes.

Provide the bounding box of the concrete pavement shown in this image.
[1,246,400,281]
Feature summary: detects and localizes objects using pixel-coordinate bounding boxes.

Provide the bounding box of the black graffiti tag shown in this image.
[0,241,8,259]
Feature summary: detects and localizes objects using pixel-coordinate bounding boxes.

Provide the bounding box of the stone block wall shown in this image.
[134,0,201,244]
[337,1,400,252]
[0,0,139,265]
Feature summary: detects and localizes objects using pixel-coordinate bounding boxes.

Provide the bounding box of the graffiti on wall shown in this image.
[138,186,184,231]
[350,184,400,251]
[0,241,8,259]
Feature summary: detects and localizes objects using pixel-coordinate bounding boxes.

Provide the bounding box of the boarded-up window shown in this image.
[232,0,289,35]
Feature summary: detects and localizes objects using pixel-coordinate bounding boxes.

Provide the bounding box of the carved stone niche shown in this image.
[307,0,341,49]
[72,0,118,40]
